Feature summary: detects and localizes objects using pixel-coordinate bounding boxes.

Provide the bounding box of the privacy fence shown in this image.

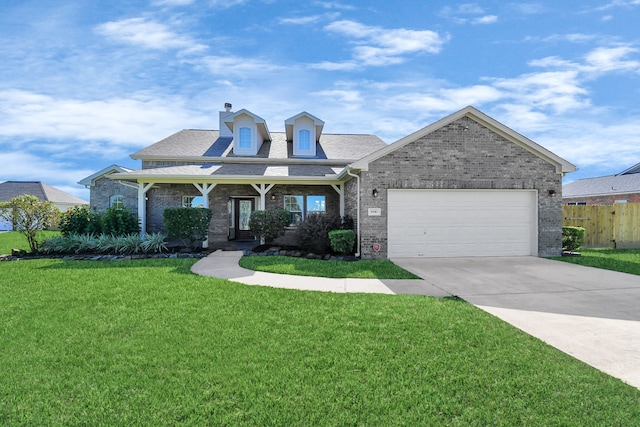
[563,203,640,249]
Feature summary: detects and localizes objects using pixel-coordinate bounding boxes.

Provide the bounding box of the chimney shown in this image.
[219,102,233,138]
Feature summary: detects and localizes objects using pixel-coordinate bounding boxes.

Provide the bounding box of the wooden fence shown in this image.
[563,204,640,248]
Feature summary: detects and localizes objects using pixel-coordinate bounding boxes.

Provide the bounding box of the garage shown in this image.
[387,189,537,258]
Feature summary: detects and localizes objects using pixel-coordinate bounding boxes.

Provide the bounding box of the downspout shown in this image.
[346,167,361,257]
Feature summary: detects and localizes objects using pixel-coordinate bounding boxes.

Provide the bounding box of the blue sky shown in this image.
[1,0,639,200]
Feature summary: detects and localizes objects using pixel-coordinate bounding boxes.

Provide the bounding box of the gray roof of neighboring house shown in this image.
[0,181,88,205]
[131,130,386,161]
[563,163,640,198]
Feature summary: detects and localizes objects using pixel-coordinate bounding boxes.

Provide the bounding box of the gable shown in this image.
[351,106,575,175]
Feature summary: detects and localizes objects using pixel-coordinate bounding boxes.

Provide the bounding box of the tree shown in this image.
[0,194,60,253]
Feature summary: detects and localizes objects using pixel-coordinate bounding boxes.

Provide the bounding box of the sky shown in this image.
[1,0,639,201]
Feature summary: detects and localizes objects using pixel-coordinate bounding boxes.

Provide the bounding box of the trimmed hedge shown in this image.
[249,210,290,243]
[328,229,355,255]
[163,207,212,249]
[562,226,585,252]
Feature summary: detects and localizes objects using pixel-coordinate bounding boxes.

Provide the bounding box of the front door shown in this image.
[234,198,255,240]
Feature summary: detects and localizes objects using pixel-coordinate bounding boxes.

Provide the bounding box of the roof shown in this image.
[78,164,134,187]
[130,130,386,162]
[348,105,576,175]
[0,181,88,205]
[563,164,640,198]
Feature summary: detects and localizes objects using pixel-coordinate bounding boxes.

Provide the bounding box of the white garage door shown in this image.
[388,190,537,258]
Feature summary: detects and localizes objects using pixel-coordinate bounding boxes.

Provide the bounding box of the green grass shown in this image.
[553,248,640,275]
[239,255,420,279]
[1,258,639,425]
[0,230,60,254]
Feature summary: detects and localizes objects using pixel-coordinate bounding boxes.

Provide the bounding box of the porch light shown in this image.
[372,189,378,198]
[270,193,277,201]
[548,189,556,197]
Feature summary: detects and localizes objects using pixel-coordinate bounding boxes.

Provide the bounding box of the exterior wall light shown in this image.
[548,189,556,197]
[270,193,277,201]
[372,189,379,197]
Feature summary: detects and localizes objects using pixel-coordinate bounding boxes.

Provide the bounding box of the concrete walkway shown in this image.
[191,250,447,296]
[192,252,640,390]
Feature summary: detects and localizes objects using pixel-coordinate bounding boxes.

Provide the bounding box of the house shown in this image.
[80,104,575,259]
[563,162,640,205]
[0,181,89,231]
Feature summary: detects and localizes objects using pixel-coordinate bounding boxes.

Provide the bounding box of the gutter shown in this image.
[346,167,361,257]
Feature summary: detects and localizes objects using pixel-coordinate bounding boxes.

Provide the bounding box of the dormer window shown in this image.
[223,109,271,156]
[285,112,324,157]
[239,127,251,149]
[299,129,311,151]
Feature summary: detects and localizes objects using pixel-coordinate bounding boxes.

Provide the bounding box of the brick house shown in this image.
[563,163,640,205]
[79,105,575,258]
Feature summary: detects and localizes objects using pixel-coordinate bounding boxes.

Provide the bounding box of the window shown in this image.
[566,202,587,206]
[306,195,325,213]
[239,127,251,149]
[615,199,628,204]
[109,195,124,209]
[284,195,304,224]
[182,196,204,208]
[298,129,311,151]
[284,195,326,224]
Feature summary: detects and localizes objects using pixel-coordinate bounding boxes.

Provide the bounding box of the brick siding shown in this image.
[349,116,562,259]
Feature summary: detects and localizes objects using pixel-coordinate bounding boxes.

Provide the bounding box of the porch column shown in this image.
[193,183,216,248]
[331,184,345,217]
[250,183,275,210]
[137,182,154,236]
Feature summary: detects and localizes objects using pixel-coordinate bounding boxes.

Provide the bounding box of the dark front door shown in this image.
[234,198,255,240]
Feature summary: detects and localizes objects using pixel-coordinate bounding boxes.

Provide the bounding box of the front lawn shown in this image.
[239,255,420,279]
[1,258,638,425]
[0,230,60,254]
[553,248,640,275]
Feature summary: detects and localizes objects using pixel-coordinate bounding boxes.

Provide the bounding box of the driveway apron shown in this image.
[390,256,640,389]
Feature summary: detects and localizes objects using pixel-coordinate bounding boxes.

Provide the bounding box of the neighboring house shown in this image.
[80,104,575,259]
[0,181,89,231]
[563,162,640,205]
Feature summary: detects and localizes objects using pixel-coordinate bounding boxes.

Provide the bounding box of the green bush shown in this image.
[102,207,140,236]
[249,210,290,243]
[60,206,139,237]
[562,226,585,252]
[163,207,212,249]
[296,213,342,253]
[328,229,355,254]
[41,232,167,255]
[59,206,102,236]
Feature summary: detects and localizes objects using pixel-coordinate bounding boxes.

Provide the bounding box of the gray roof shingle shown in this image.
[0,181,88,205]
[563,174,640,198]
[131,130,386,161]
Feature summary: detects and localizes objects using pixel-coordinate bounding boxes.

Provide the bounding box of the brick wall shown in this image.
[564,193,640,205]
[90,177,138,214]
[352,116,562,259]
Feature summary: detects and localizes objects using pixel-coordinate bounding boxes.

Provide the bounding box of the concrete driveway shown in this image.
[390,256,640,389]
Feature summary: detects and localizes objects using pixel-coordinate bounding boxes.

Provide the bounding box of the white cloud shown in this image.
[279,15,327,25]
[583,46,640,73]
[593,0,640,11]
[507,3,545,14]
[95,18,207,53]
[153,0,195,5]
[315,1,356,10]
[473,15,498,24]
[322,20,447,67]
[0,90,211,149]
[198,55,286,76]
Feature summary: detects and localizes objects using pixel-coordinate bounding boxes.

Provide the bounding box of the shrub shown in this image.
[163,207,213,249]
[0,195,60,253]
[328,229,355,254]
[60,206,102,236]
[141,232,168,253]
[102,207,140,236]
[296,213,342,253]
[249,210,290,243]
[562,226,585,252]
